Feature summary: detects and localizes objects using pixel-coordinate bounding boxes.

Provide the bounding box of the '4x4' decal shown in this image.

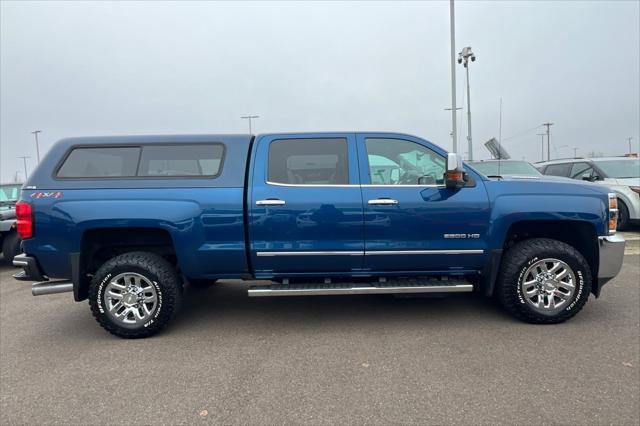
[30,192,63,199]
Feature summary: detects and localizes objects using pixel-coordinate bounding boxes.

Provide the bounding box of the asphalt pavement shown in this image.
[1,241,639,424]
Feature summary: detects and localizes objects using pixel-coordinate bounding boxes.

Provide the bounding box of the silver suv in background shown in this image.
[468,160,543,177]
[537,157,640,230]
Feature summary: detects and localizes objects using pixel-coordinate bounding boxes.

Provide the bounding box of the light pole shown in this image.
[240,115,259,134]
[628,137,634,154]
[449,0,458,153]
[458,46,476,160]
[573,147,579,158]
[444,107,462,141]
[17,156,30,180]
[31,130,42,163]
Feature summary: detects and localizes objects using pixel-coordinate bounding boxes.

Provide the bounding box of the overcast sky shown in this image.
[1,0,639,182]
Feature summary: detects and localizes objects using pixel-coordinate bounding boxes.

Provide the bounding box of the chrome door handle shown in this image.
[368,198,399,205]
[256,199,286,206]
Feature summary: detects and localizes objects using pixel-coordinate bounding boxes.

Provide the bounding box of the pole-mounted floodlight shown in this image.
[240,115,259,135]
[458,46,476,160]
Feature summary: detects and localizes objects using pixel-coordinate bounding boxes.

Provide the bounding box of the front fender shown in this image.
[484,181,609,249]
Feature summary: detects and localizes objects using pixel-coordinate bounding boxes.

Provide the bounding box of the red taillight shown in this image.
[15,201,33,239]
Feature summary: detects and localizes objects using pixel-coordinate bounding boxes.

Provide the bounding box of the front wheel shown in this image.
[88,252,182,338]
[497,238,591,324]
[617,199,630,231]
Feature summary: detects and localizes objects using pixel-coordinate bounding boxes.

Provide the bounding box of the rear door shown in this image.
[249,134,365,277]
[356,133,490,273]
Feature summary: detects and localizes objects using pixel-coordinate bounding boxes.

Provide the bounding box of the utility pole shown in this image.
[628,137,634,154]
[458,46,476,160]
[542,122,553,161]
[537,133,546,161]
[240,115,259,134]
[573,147,579,158]
[449,0,458,153]
[17,156,30,180]
[31,130,42,163]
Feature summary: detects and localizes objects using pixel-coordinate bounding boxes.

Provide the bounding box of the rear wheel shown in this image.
[498,238,591,324]
[88,252,182,338]
[1,231,22,264]
[617,199,630,231]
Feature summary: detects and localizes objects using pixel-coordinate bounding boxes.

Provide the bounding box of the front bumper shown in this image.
[596,234,626,293]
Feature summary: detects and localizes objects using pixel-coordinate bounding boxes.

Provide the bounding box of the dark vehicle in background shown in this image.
[537,157,640,230]
[0,183,23,263]
[468,160,542,177]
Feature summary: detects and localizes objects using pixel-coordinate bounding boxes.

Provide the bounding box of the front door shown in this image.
[249,134,364,277]
[356,133,490,273]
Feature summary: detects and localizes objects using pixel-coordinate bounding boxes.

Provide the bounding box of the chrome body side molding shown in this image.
[256,249,484,256]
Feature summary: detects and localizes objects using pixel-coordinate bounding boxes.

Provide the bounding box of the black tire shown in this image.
[617,199,630,231]
[189,278,218,288]
[1,231,22,264]
[497,238,591,324]
[88,251,182,338]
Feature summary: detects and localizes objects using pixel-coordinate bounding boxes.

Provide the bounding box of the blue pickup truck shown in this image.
[12,133,625,338]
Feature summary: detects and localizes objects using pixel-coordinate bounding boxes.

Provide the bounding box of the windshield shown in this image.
[470,161,541,177]
[0,184,21,202]
[595,159,640,178]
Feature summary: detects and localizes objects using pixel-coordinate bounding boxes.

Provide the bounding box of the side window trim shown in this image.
[137,143,226,178]
[54,145,141,179]
[361,137,447,187]
[53,142,226,180]
[265,137,352,187]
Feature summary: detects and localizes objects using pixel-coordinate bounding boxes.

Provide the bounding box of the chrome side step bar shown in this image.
[32,280,73,296]
[248,278,473,297]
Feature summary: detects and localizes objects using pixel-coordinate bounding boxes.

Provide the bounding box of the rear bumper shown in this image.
[596,234,625,293]
[12,254,47,282]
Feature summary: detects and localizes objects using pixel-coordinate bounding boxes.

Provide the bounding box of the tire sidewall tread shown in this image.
[498,238,592,324]
[88,252,182,338]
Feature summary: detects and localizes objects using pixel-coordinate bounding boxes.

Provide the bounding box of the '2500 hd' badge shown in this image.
[30,192,63,199]
[444,233,480,239]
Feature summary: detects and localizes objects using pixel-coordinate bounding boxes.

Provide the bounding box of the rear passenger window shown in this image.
[569,162,593,179]
[138,144,224,177]
[543,163,571,177]
[268,138,349,185]
[57,147,140,178]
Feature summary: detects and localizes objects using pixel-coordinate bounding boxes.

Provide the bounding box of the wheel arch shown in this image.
[484,220,599,297]
[74,227,177,301]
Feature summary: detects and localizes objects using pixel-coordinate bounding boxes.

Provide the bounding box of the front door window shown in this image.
[365,138,446,185]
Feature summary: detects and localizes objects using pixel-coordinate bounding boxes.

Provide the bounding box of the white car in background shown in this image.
[537,157,640,230]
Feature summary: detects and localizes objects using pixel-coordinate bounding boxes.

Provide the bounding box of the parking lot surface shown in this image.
[1,246,639,424]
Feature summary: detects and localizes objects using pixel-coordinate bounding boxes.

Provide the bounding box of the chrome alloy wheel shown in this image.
[521,258,576,314]
[104,272,158,326]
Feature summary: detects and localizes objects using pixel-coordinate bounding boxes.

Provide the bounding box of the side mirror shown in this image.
[445,153,466,190]
[581,172,593,181]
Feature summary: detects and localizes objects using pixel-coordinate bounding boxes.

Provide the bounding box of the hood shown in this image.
[609,177,640,186]
[484,174,610,196]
